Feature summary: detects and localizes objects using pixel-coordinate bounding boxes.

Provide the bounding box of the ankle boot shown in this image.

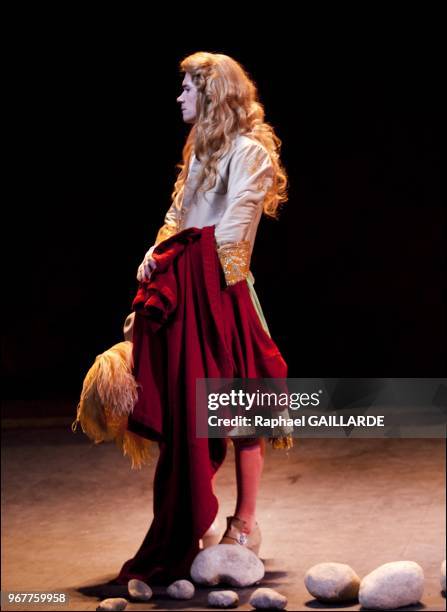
[219,515,261,556]
[200,517,221,548]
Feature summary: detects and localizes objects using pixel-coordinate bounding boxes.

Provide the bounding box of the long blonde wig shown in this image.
[172,52,288,219]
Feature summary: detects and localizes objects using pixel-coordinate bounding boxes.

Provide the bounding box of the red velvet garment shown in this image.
[110,225,287,586]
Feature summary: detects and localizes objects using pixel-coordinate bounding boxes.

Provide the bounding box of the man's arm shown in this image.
[214,140,274,286]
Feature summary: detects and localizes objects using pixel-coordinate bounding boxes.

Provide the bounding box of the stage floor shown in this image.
[2,427,445,611]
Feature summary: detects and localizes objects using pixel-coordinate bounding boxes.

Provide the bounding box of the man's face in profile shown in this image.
[177,72,198,124]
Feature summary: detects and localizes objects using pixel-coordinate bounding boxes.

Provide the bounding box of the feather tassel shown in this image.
[71,340,152,469]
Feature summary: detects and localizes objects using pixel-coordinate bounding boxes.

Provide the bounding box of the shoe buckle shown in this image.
[238,532,248,545]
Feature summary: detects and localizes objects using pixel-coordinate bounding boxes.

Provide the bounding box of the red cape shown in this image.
[111,225,287,585]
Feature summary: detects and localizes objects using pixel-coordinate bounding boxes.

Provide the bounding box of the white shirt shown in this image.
[143,134,274,286]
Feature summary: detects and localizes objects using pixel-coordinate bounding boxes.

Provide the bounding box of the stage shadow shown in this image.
[305,598,358,609]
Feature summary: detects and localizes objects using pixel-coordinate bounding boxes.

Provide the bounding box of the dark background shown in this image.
[2,24,446,404]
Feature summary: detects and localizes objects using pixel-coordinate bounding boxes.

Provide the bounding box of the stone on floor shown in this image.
[167,579,195,599]
[207,590,239,608]
[359,560,424,610]
[190,543,264,587]
[304,561,360,601]
[127,578,152,601]
[249,587,287,610]
[96,597,128,611]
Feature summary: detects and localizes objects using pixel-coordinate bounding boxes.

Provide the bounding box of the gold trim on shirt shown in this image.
[155,223,178,245]
[216,240,251,286]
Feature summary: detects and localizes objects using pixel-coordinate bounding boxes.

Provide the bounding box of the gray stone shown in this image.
[359,561,424,610]
[96,598,128,611]
[304,562,360,602]
[127,578,153,601]
[167,579,195,599]
[441,559,446,595]
[249,587,287,610]
[208,590,239,608]
[190,544,264,587]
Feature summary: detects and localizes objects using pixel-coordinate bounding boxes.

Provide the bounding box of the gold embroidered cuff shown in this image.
[217,240,251,286]
[155,223,178,245]
[269,435,294,450]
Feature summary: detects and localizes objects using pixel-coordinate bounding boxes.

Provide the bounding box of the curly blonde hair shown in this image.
[171,51,288,219]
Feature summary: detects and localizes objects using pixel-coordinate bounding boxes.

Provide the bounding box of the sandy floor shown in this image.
[1,426,445,611]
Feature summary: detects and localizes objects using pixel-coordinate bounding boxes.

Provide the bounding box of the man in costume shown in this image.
[113,51,292,585]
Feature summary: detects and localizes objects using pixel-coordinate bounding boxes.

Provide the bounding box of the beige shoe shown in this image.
[200,517,221,548]
[219,515,261,556]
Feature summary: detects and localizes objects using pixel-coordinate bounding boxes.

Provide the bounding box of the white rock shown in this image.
[249,587,287,610]
[359,561,424,610]
[190,544,264,587]
[441,559,446,594]
[127,578,152,601]
[167,579,195,599]
[208,590,239,608]
[304,562,360,602]
[96,598,128,611]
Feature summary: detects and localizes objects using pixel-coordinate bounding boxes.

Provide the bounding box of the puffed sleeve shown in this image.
[214,140,274,286]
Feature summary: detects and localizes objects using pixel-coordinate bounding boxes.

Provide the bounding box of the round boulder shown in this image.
[249,587,287,610]
[96,598,128,611]
[167,579,195,599]
[359,560,424,610]
[304,562,360,602]
[190,544,264,587]
[208,590,239,608]
[127,579,152,601]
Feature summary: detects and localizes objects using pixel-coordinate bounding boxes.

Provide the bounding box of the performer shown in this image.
[111,51,292,586]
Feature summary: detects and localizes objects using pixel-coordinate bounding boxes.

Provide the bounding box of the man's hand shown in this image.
[136,245,157,282]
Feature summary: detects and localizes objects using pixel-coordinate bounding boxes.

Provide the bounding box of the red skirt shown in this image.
[110,225,288,585]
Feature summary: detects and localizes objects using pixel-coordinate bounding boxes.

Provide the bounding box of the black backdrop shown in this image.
[3,27,446,401]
